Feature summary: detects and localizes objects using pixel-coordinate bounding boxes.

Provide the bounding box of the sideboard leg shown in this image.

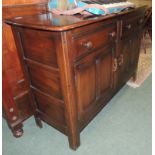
[34,115,43,128]
[68,131,80,150]
[132,71,137,82]
[12,123,24,138]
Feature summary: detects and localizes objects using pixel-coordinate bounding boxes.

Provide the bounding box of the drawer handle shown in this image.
[126,24,132,29]
[113,58,118,72]
[109,31,116,38]
[83,41,93,49]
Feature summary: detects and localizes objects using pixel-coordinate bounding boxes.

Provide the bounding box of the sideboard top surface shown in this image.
[5,6,146,31]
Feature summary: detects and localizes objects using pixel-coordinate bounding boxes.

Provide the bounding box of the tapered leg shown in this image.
[68,130,80,150]
[34,114,43,128]
[132,71,137,82]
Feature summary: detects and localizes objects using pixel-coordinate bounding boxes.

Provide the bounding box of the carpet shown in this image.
[2,75,152,155]
[127,34,152,88]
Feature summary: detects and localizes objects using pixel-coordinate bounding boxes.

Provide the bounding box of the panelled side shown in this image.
[12,27,67,134]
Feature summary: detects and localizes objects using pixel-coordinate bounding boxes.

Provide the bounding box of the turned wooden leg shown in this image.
[67,123,80,150]
[11,123,24,138]
[34,115,43,128]
[68,132,80,150]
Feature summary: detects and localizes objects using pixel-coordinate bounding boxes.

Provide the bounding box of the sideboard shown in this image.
[6,6,146,150]
[2,2,48,137]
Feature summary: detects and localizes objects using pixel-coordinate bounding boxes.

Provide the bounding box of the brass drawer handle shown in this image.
[113,58,118,72]
[83,41,93,49]
[126,24,132,29]
[118,54,124,66]
[109,31,116,38]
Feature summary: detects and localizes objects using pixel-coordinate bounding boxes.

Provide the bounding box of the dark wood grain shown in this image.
[20,28,58,67]
[6,6,147,150]
[2,1,48,137]
[72,22,116,59]
[5,6,147,31]
[2,71,24,137]
[3,3,48,19]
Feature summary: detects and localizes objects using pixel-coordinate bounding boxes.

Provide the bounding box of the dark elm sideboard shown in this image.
[6,6,146,150]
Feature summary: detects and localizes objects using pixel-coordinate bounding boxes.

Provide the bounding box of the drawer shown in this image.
[72,23,117,59]
[121,16,144,38]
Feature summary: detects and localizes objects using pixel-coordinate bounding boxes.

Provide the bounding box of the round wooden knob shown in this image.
[126,24,131,29]
[83,41,93,49]
[109,31,116,37]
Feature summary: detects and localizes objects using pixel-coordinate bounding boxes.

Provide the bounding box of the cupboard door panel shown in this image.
[119,39,132,85]
[74,53,97,117]
[119,34,141,86]
[74,45,115,121]
[96,47,114,98]
[130,35,141,70]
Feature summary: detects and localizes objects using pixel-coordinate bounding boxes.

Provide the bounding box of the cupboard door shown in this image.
[74,53,97,119]
[74,45,115,121]
[119,35,141,86]
[130,35,141,71]
[96,46,114,99]
[119,39,132,85]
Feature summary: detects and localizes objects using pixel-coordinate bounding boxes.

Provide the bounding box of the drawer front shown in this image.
[121,16,144,38]
[72,23,117,59]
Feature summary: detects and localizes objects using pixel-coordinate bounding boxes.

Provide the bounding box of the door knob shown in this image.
[113,58,118,72]
[126,24,132,29]
[109,31,116,38]
[83,41,93,49]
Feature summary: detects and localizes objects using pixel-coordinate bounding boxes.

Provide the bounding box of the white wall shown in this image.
[129,0,152,7]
